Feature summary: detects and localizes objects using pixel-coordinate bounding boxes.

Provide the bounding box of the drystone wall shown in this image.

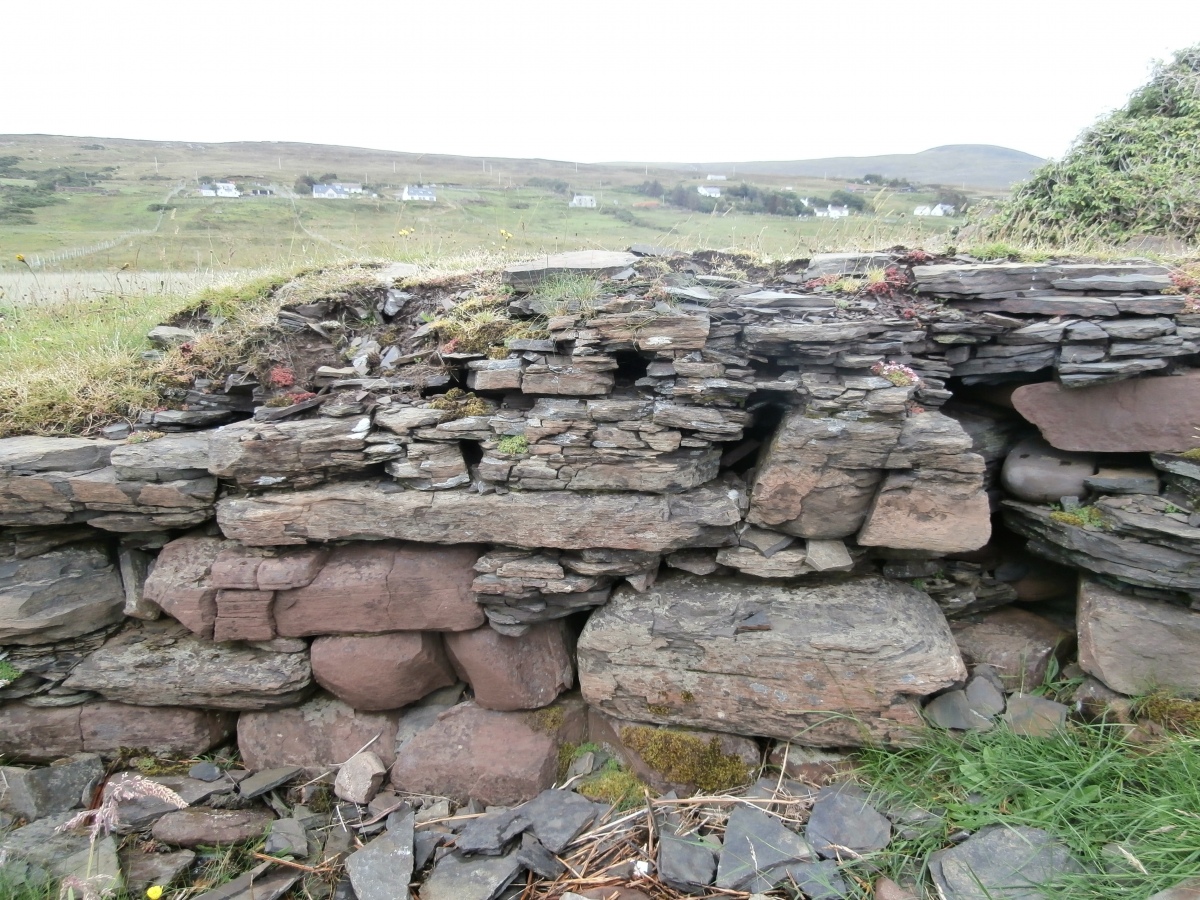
[3,248,1200,894]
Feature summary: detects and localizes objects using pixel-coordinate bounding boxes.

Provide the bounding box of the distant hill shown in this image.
[689,145,1046,191]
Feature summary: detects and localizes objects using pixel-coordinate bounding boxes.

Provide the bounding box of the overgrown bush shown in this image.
[986,43,1200,244]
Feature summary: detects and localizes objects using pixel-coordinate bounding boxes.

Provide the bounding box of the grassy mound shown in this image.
[986,44,1200,246]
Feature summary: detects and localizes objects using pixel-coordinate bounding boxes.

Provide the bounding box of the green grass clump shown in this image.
[1134,691,1200,734]
[577,759,647,811]
[427,388,492,419]
[856,723,1200,898]
[1049,505,1109,529]
[619,725,752,793]
[0,658,21,686]
[428,292,547,353]
[532,274,601,316]
[985,43,1200,245]
[1178,447,1200,460]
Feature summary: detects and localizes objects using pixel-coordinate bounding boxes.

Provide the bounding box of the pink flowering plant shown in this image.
[871,360,922,388]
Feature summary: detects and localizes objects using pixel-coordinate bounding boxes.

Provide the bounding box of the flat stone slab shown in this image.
[518,788,597,853]
[151,807,276,847]
[193,862,299,900]
[419,849,522,900]
[805,783,892,858]
[346,809,414,900]
[1012,373,1200,453]
[238,766,301,799]
[503,251,638,290]
[715,804,815,892]
[928,824,1084,899]
[579,573,966,746]
[658,833,717,892]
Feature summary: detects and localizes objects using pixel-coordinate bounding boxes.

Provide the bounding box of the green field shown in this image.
[0,135,967,280]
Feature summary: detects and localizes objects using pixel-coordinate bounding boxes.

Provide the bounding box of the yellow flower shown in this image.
[15,254,24,262]
[146,886,164,900]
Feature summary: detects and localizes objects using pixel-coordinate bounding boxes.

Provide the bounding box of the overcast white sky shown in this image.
[5,0,1198,163]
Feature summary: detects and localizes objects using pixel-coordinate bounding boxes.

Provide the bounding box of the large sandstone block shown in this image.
[444,622,574,711]
[747,409,901,539]
[389,697,586,806]
[217,480,742,551]
[110,432,211,482]
[857,469,991,554]
[274,542,484,635]
[502,250,637,291]
[311,632,456,710]
[0,542,124,644]
[1012,373,1200,454]
[950,607,1072,692]
[64,622,312,709]
[0,435,117,474]
[0,701,234,761]
[238,694,408,769]
[142,533,228,638]
[578,574,965,746]
[1078,579,1200,698]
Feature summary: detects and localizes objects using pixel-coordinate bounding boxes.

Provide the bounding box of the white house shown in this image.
[337,183,364,195]
[313,184,350,199]
[915,204,956,217]
[697,185,721,198]
[402,185,436,202]
[913,206,932,216]
[706,174,727,181]
[198,182,239,198]
[814,204,850,218]
[569,194,597,208]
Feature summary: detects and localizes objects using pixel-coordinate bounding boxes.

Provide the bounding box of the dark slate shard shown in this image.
[517,788,597,853]
[771,859,849,899]
[419,849,523,900]
[658,833,717,893]
[925,690,992,731]
[515,832,564,879]
[928,824,1084,900]
[414,829,446,870]
[238,766,302,799]
[189,761,224,782]
[345,808,414,900]
[715,804,814,891]
[965,673,1006,717]
[805,783,892,859]
[193,863,300,900]
[454,808,530,856]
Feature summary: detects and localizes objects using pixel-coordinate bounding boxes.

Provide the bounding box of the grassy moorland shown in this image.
[0,134,969,281]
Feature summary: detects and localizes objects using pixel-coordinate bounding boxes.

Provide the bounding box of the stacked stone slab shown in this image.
[3,250,1199,794]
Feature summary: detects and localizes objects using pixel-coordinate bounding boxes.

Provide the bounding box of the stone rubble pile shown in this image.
[3,248,1200,898]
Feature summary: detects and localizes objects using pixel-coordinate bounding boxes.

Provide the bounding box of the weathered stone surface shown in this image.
[588,311,710,352]
[805,783,892,859]
[578,574,966,746]
[1012,373,1200,453]
[191,863,298,900]
[121,848,195,895]
[0,542,124,644]
[1001,437,1096,504]
[747,409,901,539]
[110,433,211,482]
[275,542,483,635]
[1003,495,1200,594]
[208,417,375,488]
[152,807,275,847]
[444,622,573,711]
[119,546,159,620]
[805,252,897,279]
[389,697,585,806]
[238,693,407,770]
[0,701,234,761]
[263,818,308,856]
[716,545,814,578]
[311,632,456,710]
[213,589,275,642]
[658,834,717,893]
[519,788,597,853]
[238,766,301,799]
[858,468,990,554]
[386,441,470,490]
[142,533,227,638]
[346,809,414,900]
[335,752,388,805]
[64,622,312,709]
[913,262,1169,296]
[716,804,815,892]
[1001,693,1069,736]
[420,849,523,900]
[503,250,638,291]
[1078,579,1200,698]
[1147,878,1200,900]
[928,824,1084,900]
[0,753,103,820]
[951,607,1072,692]
[218,480,742,551]
[0,435,116,474]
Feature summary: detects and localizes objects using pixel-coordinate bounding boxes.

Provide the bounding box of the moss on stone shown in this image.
[1136,691,1200,734]
[496,435,529,455]
[619,725,752,793]
[577,760,647,811]
[527,705,565,734]
[1049,505,1108,529]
